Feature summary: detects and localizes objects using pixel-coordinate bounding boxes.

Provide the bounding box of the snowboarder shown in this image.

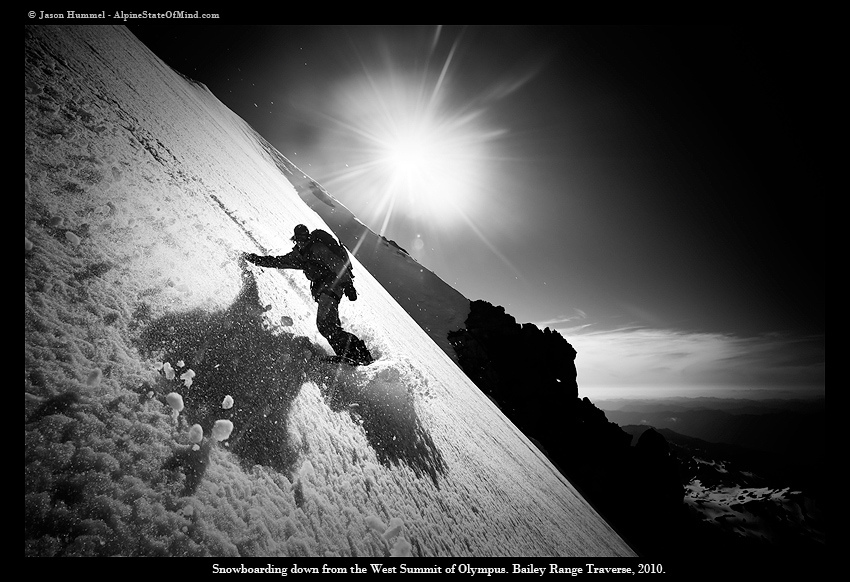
[243,224,374,365]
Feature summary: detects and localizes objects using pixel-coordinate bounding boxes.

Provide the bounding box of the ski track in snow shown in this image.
[24,25,633,557]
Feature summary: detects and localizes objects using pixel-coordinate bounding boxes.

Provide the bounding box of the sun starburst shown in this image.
[301,29,517,235]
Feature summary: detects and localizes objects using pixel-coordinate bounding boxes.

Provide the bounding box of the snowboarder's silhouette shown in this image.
[243,224,374,365]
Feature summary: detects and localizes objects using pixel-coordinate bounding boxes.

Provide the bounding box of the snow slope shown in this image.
[24,25,633,558]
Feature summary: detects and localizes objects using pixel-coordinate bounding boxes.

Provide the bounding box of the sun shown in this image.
[386,131,431,176]
[304,32,509,234]
[369,108,487,222]
[383,128,433,182]
[320,68,497,232]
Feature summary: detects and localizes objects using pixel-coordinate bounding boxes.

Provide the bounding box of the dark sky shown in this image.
[125,24,823,398]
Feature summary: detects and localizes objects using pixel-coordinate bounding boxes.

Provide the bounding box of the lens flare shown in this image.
[286,26,545,287]
[298,28,525,239]
[323,74,500,231]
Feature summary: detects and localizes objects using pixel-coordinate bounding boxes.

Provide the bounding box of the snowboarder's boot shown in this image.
[343,337,373,366]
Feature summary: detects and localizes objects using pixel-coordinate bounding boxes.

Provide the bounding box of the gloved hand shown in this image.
[344,284,357,301]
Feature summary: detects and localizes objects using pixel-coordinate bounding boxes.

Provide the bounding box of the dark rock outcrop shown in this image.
[448,300,684,556]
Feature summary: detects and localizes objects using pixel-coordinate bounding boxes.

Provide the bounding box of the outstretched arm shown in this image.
[243,250,303,270]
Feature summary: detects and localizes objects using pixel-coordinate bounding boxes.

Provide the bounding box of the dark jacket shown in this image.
[246,230,355,301]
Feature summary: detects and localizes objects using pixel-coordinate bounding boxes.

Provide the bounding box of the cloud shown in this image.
[544,323,824,400]
[535,309,588,329]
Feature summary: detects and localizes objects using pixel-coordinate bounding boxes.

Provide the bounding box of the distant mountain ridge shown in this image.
[597,396,824,415]
[598,400,824,461]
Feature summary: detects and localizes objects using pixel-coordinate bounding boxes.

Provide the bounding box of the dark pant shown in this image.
[316,293,372,363]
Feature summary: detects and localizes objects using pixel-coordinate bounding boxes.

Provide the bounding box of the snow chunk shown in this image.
[222,395,234,409]
[64,231,81,246]
[166,392,184,412]
[188,424,203,443]
[382,517,404,543]
[180,369,195,387]
[162,362,175,380]
[390,537,412,557]
[365,515,386,533]
[25,237,33,252]
[212,419,233,441]
[364,515,411,556]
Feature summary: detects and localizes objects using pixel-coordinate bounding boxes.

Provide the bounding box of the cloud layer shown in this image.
[545,322,824,400]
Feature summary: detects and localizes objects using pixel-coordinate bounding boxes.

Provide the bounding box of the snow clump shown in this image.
[161,362,175,380]
[64,231,81,246]
[391,538,412,557]
[188,424,203,443]
[212,419,233,441]
[222,395,233,409]
[365,515,412,557]
[166,392,184,413]
[180,369,196,387]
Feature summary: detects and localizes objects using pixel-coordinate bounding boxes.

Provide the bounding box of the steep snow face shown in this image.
[24,25,633,557]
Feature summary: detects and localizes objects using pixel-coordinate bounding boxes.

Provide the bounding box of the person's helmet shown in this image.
[291,224,310,242]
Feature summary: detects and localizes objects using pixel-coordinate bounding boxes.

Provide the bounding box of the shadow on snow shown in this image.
[138,263,445,489]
